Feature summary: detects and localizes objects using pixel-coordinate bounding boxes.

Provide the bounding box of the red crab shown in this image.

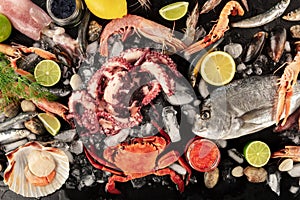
[84,135,191,194]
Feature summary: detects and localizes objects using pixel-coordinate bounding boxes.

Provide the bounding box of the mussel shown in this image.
[269,26,287,63]
[243,31,267,63]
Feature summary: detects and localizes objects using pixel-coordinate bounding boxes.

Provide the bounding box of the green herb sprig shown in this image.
[0,53,56,102]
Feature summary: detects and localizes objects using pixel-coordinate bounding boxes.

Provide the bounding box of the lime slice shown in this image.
[38,113,61,136]
[200,51,236,86]
[0,14,12,42]
[159,2,189,21]
[243,141,271,167]
[34,60,61,87]
[84,0,127,19]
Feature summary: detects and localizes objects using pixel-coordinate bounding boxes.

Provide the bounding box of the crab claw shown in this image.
[271,146,300,162]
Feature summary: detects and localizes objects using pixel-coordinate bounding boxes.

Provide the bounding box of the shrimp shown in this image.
[182,3,201,46]
[276,51,300,126]
[184,1,244,56]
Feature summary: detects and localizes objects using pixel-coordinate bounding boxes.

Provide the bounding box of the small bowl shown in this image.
[185,138,221,172]
[46,0,84,27]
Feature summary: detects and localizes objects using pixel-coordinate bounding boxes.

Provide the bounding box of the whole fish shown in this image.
[0,112,38,132]
[282,7,300,21]
[269,26,286,63]
[192,76,300,140]
[231,0,290,28]
[0,129,31,144]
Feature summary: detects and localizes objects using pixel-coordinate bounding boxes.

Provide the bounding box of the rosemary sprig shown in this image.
[0,53,56,102]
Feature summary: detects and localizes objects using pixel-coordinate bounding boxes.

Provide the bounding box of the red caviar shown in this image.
[186,138,220,172]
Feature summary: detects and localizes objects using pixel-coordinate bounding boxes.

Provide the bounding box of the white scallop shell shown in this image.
[3,141,69,198]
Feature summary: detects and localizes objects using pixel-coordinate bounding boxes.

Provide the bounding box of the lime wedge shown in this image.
[0,14,12,42]
[200,51,236,86]
[38,113,61,136]
[243,141,271,167]
[34,60,61,87]
[159,2,189,21]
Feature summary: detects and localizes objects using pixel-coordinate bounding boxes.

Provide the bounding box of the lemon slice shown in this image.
[38,113,61,136]
[200,51,236,86]
[159,2,189,21]
[34,60,61,87]
[0,14,12,42]
[243,141,271,168]
[84,0,127,19]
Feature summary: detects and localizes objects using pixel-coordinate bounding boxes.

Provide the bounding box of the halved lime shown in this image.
[34,60,61,87]
[0,14,12,42]
[159,2,189,21]
[243,141,271,167]
[38,113,61,136]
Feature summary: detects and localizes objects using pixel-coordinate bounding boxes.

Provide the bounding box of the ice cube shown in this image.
[267,172,281,196]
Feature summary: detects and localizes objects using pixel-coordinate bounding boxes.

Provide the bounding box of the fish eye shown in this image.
[200,110,210,120]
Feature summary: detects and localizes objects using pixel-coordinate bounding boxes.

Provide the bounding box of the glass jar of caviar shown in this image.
[46,0,84,27]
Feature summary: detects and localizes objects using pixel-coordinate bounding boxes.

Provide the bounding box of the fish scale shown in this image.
[193,76,300,140]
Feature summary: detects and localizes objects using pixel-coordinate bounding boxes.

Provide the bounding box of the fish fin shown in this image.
[238,106,273,124]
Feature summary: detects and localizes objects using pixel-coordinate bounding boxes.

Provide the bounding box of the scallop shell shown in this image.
[3,141,69,198]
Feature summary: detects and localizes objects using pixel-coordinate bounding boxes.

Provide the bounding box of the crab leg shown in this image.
[178,156,192,185]
[106,167,185,194]
[272,146,300,162]
[155,168,185,192]
[84,147,124,175]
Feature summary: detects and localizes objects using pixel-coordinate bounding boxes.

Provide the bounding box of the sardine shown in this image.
[282,7,300,21]
[0,112,38,132]
[231,0,290,28]
[1,139,28,152]
[243,31,267,63]
[269,26,286,63]
[192,76,300,140]
[0,129,31,144]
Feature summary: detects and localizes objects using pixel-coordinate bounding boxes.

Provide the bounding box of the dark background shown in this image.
[2,0,300,199]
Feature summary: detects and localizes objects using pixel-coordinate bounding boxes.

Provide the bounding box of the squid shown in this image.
[0,0,82,58]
